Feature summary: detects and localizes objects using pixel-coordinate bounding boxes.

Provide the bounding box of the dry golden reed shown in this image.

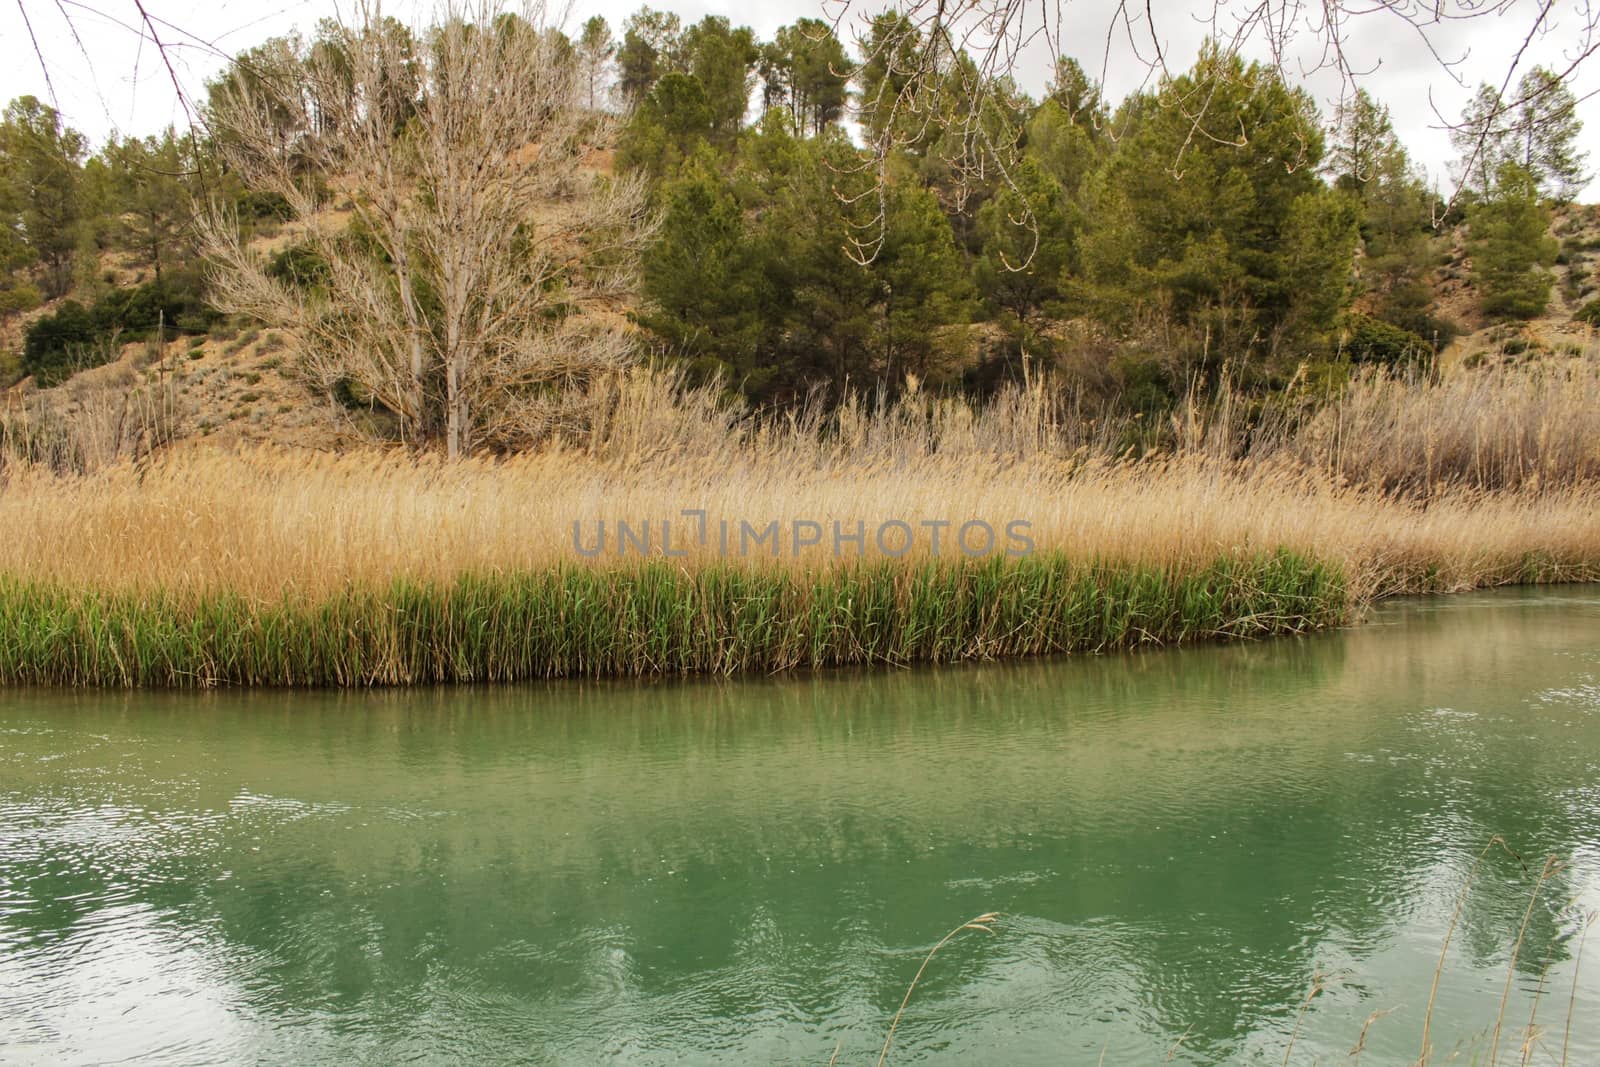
[0,356,1595,684]
[0,436,1591,604]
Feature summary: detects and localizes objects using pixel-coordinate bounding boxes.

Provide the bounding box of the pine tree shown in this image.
[876,180,973,382]
[102,130,195,283]
[0,96,87,298]
[1450,84,1513,197]
[1327,90,1398,196]
[617,8,683,106]
[1508,67,1589,202]
[576,17,616,110]
[1469,161,1557,320]
[761,20,850,137]
[1451,72,1588,202]
[1082,47,1347,358]
[974,158,1079,323]
[681,17,758,139]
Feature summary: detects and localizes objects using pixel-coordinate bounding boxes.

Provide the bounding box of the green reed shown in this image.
[0,549,1346,687]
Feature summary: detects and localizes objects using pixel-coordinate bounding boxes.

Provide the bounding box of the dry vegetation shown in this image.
[0,350,1596,684]
[1,357,1597,601]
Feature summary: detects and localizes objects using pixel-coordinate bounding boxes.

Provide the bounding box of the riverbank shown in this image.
[0,552,1345,686]
[0,447,1595,686]
[2,360,1598,686]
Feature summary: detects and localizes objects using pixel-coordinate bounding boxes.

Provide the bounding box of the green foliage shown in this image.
[640,117,973,399]
[99,129,200,282]
[682,16,759,137]
[236,190,296,222]
[618,72,714,176]
[854,13,922,142]
[1083,46,1352,360]
[1025,97,1102,199]
[974,159,1079,321]
[266,242,332,290]
[759,20,850,136]
[0,280,41,317]
[576,16,616,109]
[1469,162,1557,320]
[875,180,975,381]
[1341,313,1431,366]
[22,275,216,385]
[1453,70,1589,201]
[0,551,1345,685]
[638,149,772,386]
[617,7,683,106]
[21,300,96,385]
[0,96,87,298]
[1573,299,1600,327]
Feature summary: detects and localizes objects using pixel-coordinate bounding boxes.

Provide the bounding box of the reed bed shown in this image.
[0,552,1341,686]
[0,356,1596,686]
[1285,355,1600,494]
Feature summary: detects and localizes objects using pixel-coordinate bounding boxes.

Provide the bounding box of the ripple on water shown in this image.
[3,589,1600,1063]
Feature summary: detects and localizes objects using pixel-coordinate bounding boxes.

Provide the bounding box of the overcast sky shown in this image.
[2,0,1597,198]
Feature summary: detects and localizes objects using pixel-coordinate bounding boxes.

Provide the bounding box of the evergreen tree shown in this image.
[1450,84,1512,198]
[1358,142,1443,339]
[0,134,40,315]
[576,16,616,110]
[1454,71,1590,203]
[617,72,715,176]
[761,21,850,137]
[743,125,877,394]
[973,158,1079,323]
[1507,67,1588,202]
[0,96,87,298]
[617,8,683,107]
[1083,47,1350,359]
[1469,161,1557,320]
[681,16,759,138]
[875,179,974,382]
[639,149,772,385]
[855,12,922,142]
[1046,57,1105,128]
[102,130,196,283]
[1327,90,1398,196]
[1024,98,1102,201]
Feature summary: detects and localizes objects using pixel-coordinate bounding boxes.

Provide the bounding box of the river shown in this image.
[3,588,1599,1064]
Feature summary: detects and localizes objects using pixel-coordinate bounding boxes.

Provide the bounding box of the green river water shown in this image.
[2,588,1600,1064]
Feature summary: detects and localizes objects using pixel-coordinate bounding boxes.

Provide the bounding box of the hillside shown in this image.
[3,192,1597,466]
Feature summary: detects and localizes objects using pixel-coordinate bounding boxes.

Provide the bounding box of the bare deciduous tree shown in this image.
[201,0,655,459]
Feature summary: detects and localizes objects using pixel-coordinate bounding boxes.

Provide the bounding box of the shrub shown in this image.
[235,190,295,222]
[1342,314,1432,366]
[0,282,42,318]
[21,275,220,386]
[21,301,98,385]
[265,243,330,290]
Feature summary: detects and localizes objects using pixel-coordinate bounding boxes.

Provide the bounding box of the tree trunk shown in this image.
[446,357,463,460]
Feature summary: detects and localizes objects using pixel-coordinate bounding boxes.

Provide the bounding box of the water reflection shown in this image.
[2,587,1599,1063]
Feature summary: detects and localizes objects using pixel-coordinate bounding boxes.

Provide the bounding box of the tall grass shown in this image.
[1283,356,1600,494]
[0,552,1342,686]
[0,355,1596,685]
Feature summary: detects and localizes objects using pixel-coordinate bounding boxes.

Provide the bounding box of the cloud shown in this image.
[0,0,1593,195]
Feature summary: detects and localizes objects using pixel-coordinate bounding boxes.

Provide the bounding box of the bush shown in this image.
[1341,314,1432,366]
[0,282,42,318]
[235,190,295,222]
[22,275,219,386]
[265,243,331,290]
[1574,299,1600,327]
[21,301,98,385]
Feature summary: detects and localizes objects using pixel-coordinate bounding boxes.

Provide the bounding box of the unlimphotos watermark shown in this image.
[572,509,1034,559]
